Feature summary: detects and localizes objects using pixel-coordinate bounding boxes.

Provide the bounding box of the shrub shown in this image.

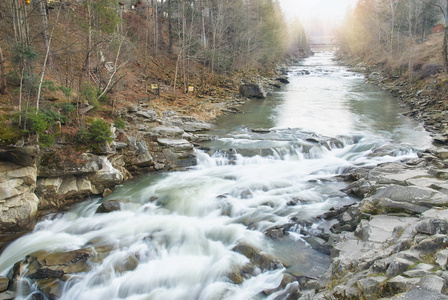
[27,109,63,134]
[85,119,113,150]
[39,133,55,147]
[80,83,100,108]
[60,103,76,114]
[29,112,50,134]
[419,63,442,79]
[114,117,126,129]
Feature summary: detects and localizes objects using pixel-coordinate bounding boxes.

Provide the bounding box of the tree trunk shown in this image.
[0,45,6,95]
[35,0,52,67]
[36,4,62,111]
[445,0,448,72]
[167,0,173,54]
[444,29,448,73]
[157,0,166,50]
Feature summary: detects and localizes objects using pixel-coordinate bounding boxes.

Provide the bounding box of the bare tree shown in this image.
[0,45,6,95]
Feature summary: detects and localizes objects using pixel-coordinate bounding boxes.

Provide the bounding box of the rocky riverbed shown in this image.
[2,59,448,299]
[291,147,448,299]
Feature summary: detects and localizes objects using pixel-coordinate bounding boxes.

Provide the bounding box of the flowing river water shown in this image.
[0,53,433,299]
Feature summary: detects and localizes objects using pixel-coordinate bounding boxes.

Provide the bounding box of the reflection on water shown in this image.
[213,52,431,149]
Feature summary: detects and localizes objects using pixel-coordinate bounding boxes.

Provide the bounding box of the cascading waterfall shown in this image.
[0,53,432,300]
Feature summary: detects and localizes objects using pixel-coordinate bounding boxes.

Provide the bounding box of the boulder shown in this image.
[135,110,158,121]
[403,263,435,277]
[0,158,39,232]
[384,276,420,296]
[276,77,290,84]
[232,243,284,271]
[114,254,139,273]
[413,234,448,253]
[357,276,387,295]
[368,185,448,208]
[418,275,446,293]
[150,126,184,139]
[96,200,123,213]
[239,83,267,99]
[38,153,100,177]
[0,277,8,292]
[386,258,415,277]
[183,122,212,132]
[393,286,448,300]
[436,249,448,270]
[25,248,95,279]
[36,156,124,210]
[415,219,448,235]
[0,145,39,167]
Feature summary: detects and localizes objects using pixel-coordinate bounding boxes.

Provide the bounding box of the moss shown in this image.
[0,116,22,145]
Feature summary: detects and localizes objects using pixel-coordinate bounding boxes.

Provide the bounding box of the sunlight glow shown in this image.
[279,0,357,36]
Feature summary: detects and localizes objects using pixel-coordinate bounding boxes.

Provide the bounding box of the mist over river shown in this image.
[0,53,432,299]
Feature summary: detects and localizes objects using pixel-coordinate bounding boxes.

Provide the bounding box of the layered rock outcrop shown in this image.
[0,108,214,242]
[0,146,39,235]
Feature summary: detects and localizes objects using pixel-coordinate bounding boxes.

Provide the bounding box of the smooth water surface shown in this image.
[0,53,432,300]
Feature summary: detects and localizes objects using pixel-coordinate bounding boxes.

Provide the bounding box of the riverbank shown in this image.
[288,52,448,299]
[0,65,293,249]
[295,147,448,299]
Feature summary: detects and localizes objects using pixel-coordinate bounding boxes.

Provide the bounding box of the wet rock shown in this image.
[114,255,139,273]
[232,243,284,271]
[265,226,287,239]
[34,278,61,300]
[102,188,113,198]
[0,277,8,292]
[0,291,15,300]
[275,77,290,84]
[239,83,267,99]
[25,248,95,279]
[303,236,330,255]
[96,200,124,213]
[228,268,244,284]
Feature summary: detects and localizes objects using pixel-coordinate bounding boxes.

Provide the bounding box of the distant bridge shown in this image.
[308,35,338,51]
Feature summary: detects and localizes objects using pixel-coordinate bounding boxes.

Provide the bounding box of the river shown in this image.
[0,53,432,299]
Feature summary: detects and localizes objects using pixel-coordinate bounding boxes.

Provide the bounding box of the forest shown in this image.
[338,0,448,78]
[0,0,308,148]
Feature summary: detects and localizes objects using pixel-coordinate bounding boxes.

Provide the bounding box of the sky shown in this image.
[278,0,358,36]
